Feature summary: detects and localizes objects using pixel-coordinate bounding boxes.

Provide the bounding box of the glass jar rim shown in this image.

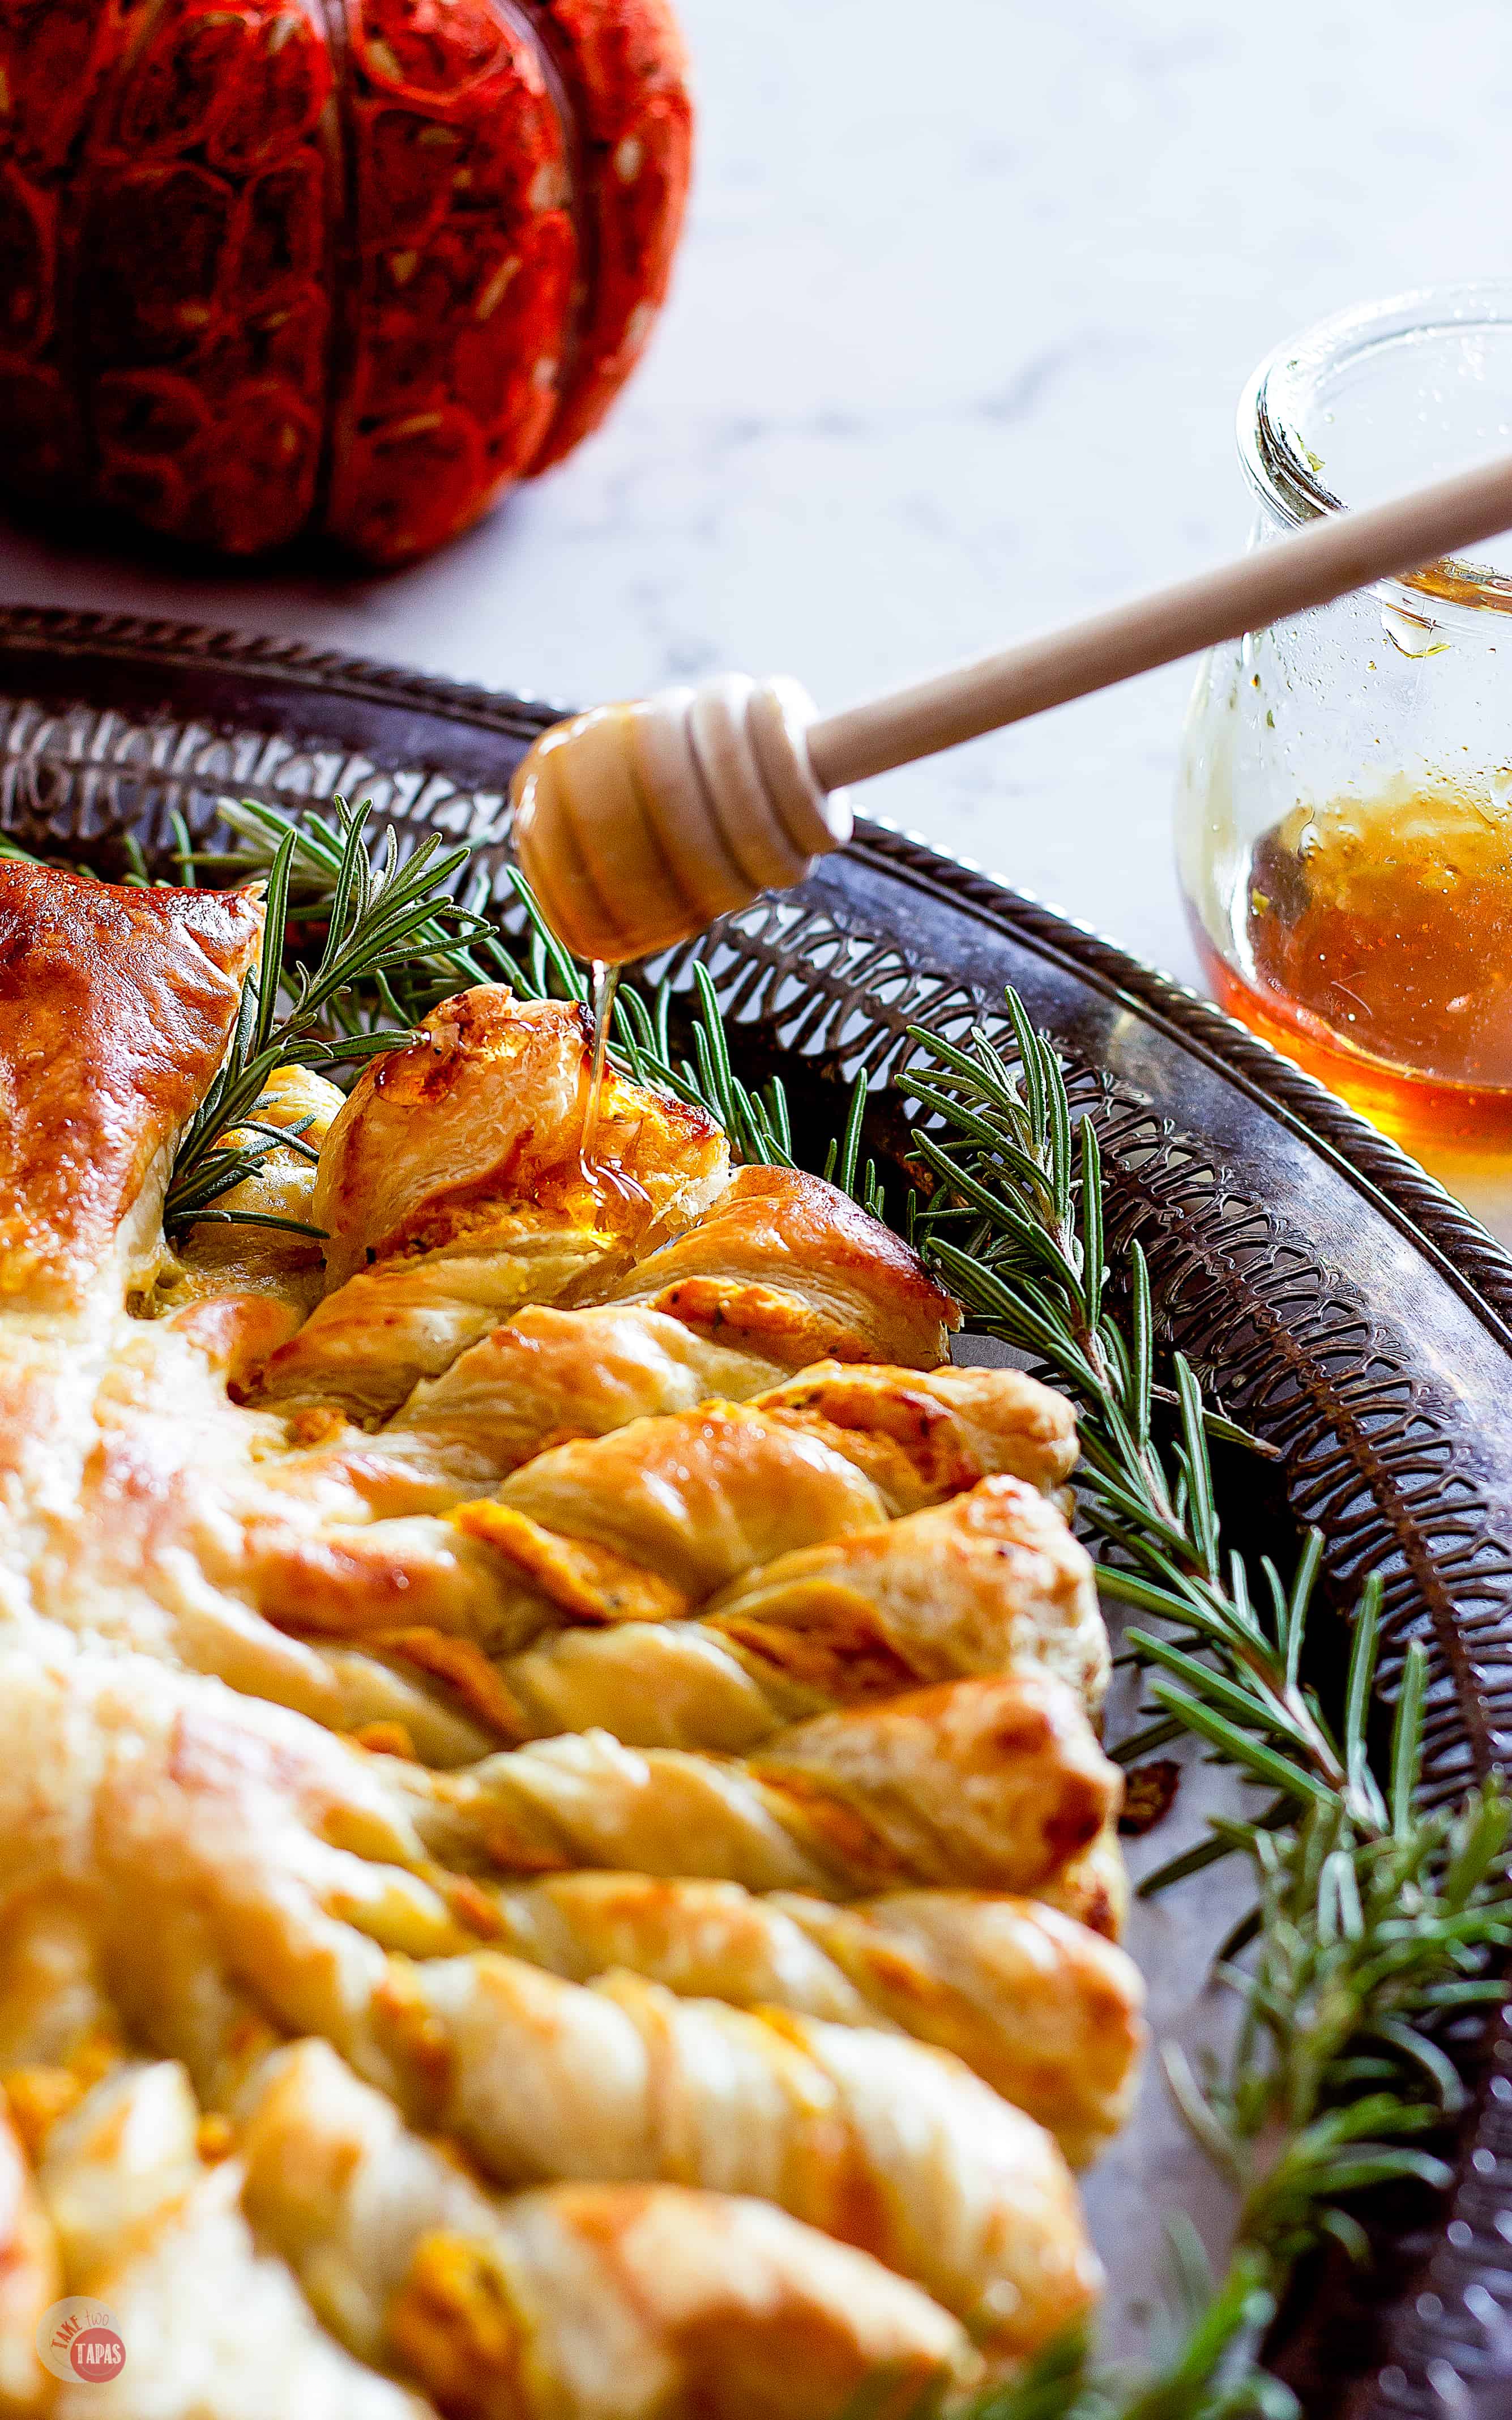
[1240,280,1512,617]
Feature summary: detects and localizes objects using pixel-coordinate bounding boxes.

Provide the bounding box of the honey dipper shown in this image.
[512,453,1512,965]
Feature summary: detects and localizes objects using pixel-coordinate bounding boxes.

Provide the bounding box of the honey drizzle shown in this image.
[580,960,618,1172]
[578,961,652,1216]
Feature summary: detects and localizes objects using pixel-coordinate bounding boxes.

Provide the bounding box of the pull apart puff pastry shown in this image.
[0,862,1142,2414]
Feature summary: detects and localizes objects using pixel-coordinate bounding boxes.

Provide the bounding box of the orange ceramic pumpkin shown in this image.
[0,0,692,563]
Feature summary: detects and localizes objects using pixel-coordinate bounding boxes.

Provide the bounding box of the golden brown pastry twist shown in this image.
[387,1314,1069,1495]
[415,1473,1105,1756]
[0,1640,1100,2353]
[254,992,962,1426]
[367,1955,1100,2342]
[246,1374,1082,1672]
[442,1872,1143,2166]
[244,2041,975,2419]
[411,1668,1120,1912]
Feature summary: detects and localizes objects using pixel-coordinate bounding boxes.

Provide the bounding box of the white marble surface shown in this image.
[3,0,1511,997]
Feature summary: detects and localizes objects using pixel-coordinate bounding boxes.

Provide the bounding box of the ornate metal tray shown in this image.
[1,604,1509,2418]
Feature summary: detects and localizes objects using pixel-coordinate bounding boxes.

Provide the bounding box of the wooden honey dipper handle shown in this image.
[512,452,1512,967]
[806,450,1512,789]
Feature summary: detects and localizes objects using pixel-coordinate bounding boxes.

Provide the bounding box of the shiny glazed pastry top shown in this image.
[0,861,1142,2417]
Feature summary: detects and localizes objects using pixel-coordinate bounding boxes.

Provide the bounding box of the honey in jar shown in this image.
[1177,283,1512,1192]
[1198,781,1512,1152]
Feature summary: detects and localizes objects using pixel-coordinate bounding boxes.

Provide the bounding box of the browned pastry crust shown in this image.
[314,986,730,1285]
[260,1164,968,1437]
[382,1228,983,1487]
[460,1475,1109,1755]
[615,1160,962,1367]
[244,2044,976,2419]
[17,2036,971,2419]
[471,1872,1144,2165]
[410,1669,1120,1904]
[0,863,262,1309]
[250,989,738,1425]
[755,1359,1076,1490]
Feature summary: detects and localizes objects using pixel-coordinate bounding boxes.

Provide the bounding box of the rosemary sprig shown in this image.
[1163,1588,1511,2254]
[203,794,512,1033]
[904,1009,1396,1882]
[163,798,493,1235]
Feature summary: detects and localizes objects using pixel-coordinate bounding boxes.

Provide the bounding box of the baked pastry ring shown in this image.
[0,860,1141,2411]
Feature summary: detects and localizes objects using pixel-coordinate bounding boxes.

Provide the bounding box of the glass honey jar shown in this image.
[1176,284,1512,1183]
